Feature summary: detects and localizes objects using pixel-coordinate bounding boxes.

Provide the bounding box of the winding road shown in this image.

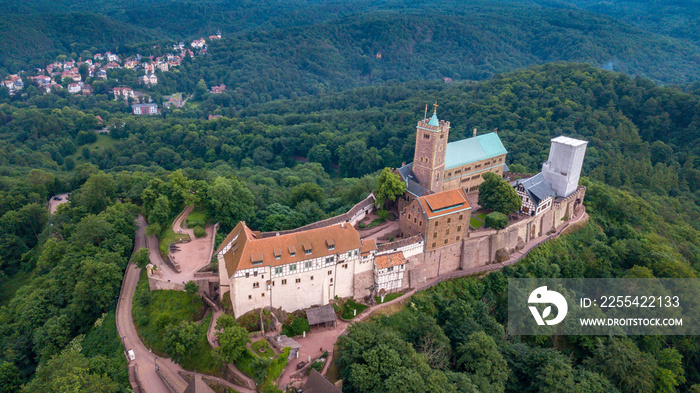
[116,216,189,393]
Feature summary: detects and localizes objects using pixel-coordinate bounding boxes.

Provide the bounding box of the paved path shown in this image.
[116,216,188,393]
[117,216,251,393]
[157,205,216,283]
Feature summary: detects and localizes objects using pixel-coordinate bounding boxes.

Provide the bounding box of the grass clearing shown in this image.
[131,270,221,374]
[70,134,117,162]
[185,206,210,228]
[251,339,275,358]
[470,217,484,229]
[339,299,368,319]
[374,292,403,304]
[159,221,190,256]
[476,213,488,221]
[325,345,341,383]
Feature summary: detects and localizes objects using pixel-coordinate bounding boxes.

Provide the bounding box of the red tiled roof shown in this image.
[219,222,361,275]
[375,251,405,269]
[419,188,470,219]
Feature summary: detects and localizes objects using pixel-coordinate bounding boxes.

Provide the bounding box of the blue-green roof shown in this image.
[428,112,439,127]
[444,132,507,169]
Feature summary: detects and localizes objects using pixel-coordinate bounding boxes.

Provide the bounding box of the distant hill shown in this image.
[169,7,700,110]
[0,13,165,70]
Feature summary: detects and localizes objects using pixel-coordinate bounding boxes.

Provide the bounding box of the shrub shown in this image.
[193,226,206,238]
[485,212,508,229]
[310,360,324,372]
[377,209,389,220]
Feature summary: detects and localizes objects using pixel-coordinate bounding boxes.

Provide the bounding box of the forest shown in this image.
[6,0,700,88]
[0,61,700,391]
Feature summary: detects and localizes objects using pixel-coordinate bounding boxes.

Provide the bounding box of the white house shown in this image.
[511,173,555,216]
[374,251,407,293]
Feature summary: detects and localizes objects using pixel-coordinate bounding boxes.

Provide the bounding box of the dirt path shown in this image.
[48,193,69,214]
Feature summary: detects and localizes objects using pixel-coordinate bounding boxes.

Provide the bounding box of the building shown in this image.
[132,103,158,115]
[142,74,158,85]
[303,369,341,393]
[542,136,588,198]
[191,38,206,48]
[399,187,471,251]
[67,83,81,94]
[211,84,226,94]
[398,106,507,197]
[374,251,407,293]
[217,222,373,316]
[113,87,135,99]
[511,173,555,216]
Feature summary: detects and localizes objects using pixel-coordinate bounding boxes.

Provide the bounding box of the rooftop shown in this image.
[445,132,507,170]
[375,251,406,270]
[512,172,556,206]
[217,222,362,275]
[397,163,428,197]
[303,369,341,393]
[306,305,337,326]
[551,135,588,147]
[419,188,471,219]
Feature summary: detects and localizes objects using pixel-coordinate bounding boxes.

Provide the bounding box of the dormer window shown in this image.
[251,253,263,266]
[273,248,282,260]
[302,242,313,255]
[288,245,296,257]
[326,238,335,251]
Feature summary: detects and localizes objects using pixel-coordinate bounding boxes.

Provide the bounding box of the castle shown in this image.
[216,107,588,317]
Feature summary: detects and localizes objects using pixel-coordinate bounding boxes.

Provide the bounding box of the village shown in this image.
[0,32,227,115]
[112,107,590,392]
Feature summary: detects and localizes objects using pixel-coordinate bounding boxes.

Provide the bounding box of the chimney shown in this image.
[473,127,477,137]
[494,127,498,134]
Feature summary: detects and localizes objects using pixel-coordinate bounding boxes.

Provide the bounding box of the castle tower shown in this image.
[541,136,588,198]
[412,103,450,193]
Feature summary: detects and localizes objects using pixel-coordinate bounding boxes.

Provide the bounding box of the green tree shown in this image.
[455,331,508,393]
[0,361,21,393]
[215,321,250,365]
[21,351,118,393]
[130,247,150,268]
[586,338,658,393]
[308,144,332,171]
[477,172,521,215]
[185,281,199,297]
[165,321,199,361]
[207,177,255,229]
[148,194,171,227]
[484,212,508,229]
[250,357,271,383]
[288,182,325,207]
[374,167,406,208]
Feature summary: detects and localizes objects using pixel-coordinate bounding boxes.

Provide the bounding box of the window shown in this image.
[295,278,301,284]
[282,279,287,285]
[343,264,348,269]
[434,221,439,227]
[275,255,281,260]
[253,282,259,288]
[253,271,258,277]
[261,293,265,297]
[289,264,297,271]
[423,133,430,139]
[408,214,411,219]
[440,133,444,139]
[328,245,335,250]
[310,276,314,281]
[475,164,482,169]
[290,252,296,257]
[388,266,394,272]
[245,272,249,278]
[456,236,461,241]
[432,242,436,248]
[459,215,463,220]
[305,250,312,255]
[328,270,332,275]
[347,251,352,257]
[325,256,334,263]
[248,295,252,299]
[272,281,275,286]
[275,267,283,274]
[413,218,416,223]
[355,250,358,256]
[419,221,422,227]
[446,229,450,235]
[447,218,451,223]
[444,239,448,244]
[330,278,333,283]
[466,167,472,172]
[484,161,490,166]
[304,261,312,268]
[457,225,462,231]
[433,232,438,238]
